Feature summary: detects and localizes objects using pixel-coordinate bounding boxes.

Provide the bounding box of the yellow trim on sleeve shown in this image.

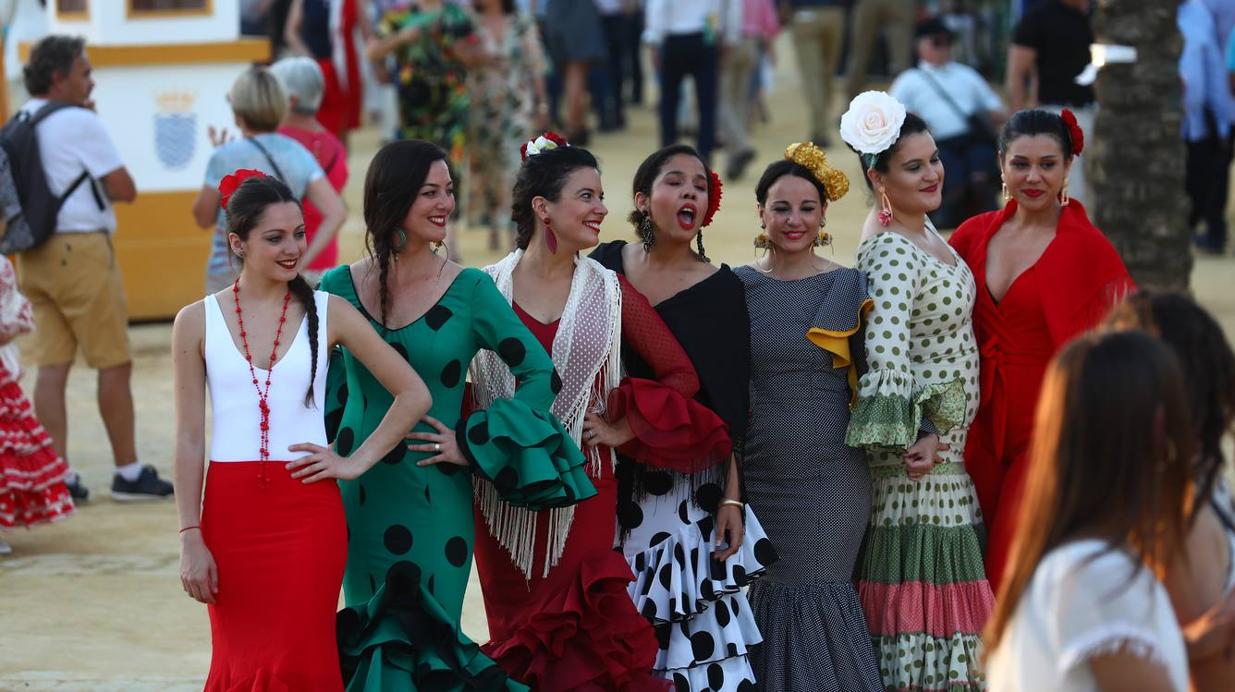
[805,298,874,408]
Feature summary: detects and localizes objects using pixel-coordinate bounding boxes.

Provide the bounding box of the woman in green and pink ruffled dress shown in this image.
[841,91,993,690]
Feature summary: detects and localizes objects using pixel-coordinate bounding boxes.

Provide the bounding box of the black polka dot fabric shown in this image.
[622,473,777,691]
[736,265,885,690]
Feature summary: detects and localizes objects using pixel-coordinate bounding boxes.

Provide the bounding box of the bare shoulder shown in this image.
[173,299,206,333]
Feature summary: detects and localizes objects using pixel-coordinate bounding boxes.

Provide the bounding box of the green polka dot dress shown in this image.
[845,229,994,691]
[319,266,593,691]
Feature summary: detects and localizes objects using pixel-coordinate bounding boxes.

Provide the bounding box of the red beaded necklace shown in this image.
[232,278,292,487]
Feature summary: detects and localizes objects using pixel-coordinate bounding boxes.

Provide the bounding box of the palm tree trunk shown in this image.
[1090,0,1193,290]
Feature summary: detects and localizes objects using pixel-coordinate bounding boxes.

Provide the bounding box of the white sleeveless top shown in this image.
[204,291,330,462]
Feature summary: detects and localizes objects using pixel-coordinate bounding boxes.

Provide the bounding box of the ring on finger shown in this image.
[433,442,441,452]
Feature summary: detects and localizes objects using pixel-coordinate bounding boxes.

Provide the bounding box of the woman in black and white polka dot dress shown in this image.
[736,145,885,691]
[592,144,778,691]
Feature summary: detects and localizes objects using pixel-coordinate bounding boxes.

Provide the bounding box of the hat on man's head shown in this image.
[914,17,955,41]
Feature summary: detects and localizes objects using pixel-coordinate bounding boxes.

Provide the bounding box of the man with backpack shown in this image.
[10,35,171,502]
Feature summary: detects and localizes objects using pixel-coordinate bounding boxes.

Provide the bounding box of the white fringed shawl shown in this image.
[471,250,623,579]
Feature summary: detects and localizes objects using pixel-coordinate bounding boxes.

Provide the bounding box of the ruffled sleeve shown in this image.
[607,275,731,472]
[804,268,874,407]
[458,273,595,508]
[845,234,967,450]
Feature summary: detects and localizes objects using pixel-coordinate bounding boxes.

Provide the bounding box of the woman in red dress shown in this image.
[467,135,729,689]
[949,109,1134,590]
[173,172,429,690]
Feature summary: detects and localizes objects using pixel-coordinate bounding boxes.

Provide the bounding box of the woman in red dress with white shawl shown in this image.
[468,134,729,689]
[949,109,1135,590]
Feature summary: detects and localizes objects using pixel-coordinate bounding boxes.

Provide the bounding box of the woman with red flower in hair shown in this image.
[591,144,777,691]
[949,109,1135,591]
[174,170,429,690]
[470,132,732,689]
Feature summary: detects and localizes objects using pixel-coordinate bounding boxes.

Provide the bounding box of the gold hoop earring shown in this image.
[1059,178,1071,206]
[753,232,770,249]
[815,229,831,247]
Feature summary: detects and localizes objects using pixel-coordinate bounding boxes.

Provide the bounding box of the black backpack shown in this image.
[0,101,105,254]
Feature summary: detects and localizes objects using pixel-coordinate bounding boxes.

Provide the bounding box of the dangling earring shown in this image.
[392,228,408,260]
[1059,177,1071,206]
[638,214,656,251]
[878,190,893,227]
[816,228,831,248]
[1001,180,1011,201]
[431,239,444,254]
[542,217,558,254]
[695,232,709,263]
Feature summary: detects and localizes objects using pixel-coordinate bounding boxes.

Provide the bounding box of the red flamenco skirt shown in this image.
[201,461,347,692]
[0,363,73,529]
[473,466,668,691]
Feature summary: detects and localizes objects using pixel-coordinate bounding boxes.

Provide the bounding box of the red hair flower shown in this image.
[218,169,267,210]
[1061,109,1085,156]
[701,170,723,228]
[520,131,570,161]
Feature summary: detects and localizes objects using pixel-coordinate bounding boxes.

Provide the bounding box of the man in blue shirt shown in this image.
[1183,0,1235,253]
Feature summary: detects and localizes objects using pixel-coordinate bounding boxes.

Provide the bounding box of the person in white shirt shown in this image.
[643,0,738,164]
[889,18,1005,229]
[985,330,1195,692]
[14,36,172,503]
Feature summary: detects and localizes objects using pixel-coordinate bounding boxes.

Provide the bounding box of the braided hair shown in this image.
[224,175,319,407]
[362,140,449,329]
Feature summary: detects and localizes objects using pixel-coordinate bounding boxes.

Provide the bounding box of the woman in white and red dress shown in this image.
[0,254,74,555]
[172,171,429,690]
[468,135,730,689]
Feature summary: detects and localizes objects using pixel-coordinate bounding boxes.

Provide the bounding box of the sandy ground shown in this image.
[2,42,1234,690]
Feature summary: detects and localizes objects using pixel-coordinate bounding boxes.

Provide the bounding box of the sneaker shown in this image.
[111,465,174,502]
[65,476,90,503]
[0,538,11,556]
[726,148,757,181]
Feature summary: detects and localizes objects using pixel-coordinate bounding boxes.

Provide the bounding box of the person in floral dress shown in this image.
[467,0,548,250]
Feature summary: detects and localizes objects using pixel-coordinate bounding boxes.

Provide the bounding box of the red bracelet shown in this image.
[179,525,201,534]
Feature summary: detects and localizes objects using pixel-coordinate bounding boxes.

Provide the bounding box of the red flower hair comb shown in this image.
[520,131,570,161]
[1061,109,1084,156]
[218,169,267,210]
[701,170,723,228]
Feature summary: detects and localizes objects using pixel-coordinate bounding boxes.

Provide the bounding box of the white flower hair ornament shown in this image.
[520,131,569,160]
[839,91,908,169]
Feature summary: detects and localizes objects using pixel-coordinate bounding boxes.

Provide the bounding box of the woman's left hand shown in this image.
[286,442,369,482]
[582,413,636,449]
[406,415,468,467]
[713,503,745,561]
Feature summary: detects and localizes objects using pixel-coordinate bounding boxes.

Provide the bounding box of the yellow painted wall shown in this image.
[115,190,209,320]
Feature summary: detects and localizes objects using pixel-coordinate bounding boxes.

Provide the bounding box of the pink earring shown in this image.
[877,191,893,227]
[542,217,558,254]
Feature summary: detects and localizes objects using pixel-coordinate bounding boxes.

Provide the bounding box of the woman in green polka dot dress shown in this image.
[320,140,594,690]
[840,93,993,690]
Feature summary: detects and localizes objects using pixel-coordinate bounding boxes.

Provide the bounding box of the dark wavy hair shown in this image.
[998,109,1076,160]
[1105,291,1235,509]
[224,175,318,407]
[755,160,828,206]
[853,112,930,189]
[362,139,448,329]
[627,144,716,259]
[511,146,600,250]
[24,35,85,97]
